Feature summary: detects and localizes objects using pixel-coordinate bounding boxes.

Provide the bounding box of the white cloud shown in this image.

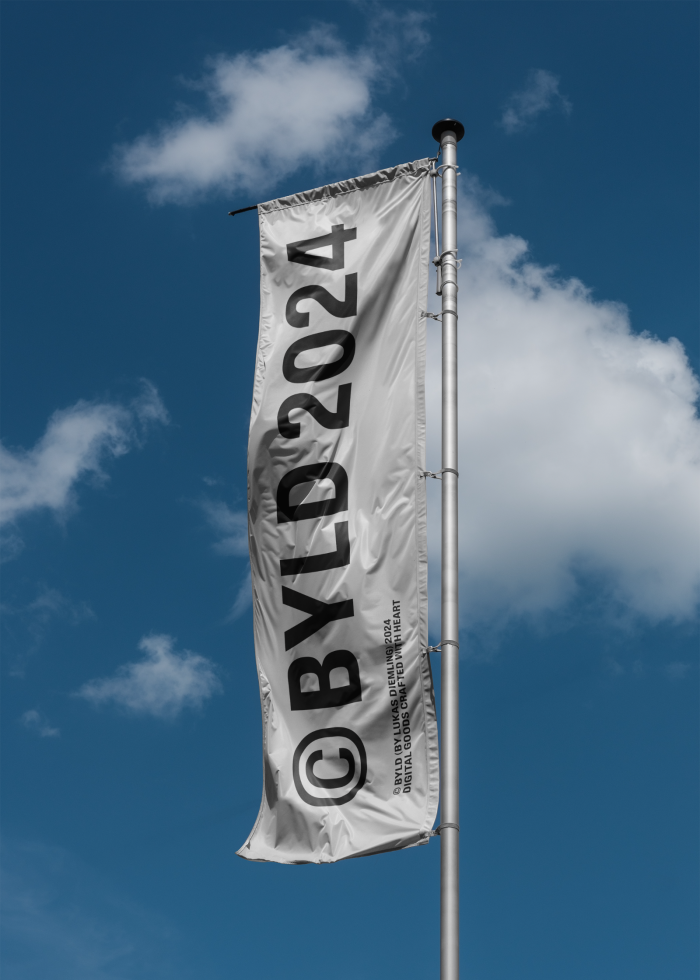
[665,662,692,680]
[500,69,571,133]
[0,381,168,539]
[75,634,221,720]
[112,16,428,204]
[20,710,59,738]
[425,179,700,629]
[200,500,248,556]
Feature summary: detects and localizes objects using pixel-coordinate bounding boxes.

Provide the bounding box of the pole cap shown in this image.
[432,118,465,143]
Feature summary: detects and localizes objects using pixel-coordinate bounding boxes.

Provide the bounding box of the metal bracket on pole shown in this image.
[426,639,460,654]
[432,115,463,980]
[434,249,463,271]
[421,468,460,480]
[432,823,461,836]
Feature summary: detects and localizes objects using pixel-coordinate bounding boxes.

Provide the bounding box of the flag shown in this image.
[239,159,438,864]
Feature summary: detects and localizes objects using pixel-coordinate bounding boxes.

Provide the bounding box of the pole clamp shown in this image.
[432,249,461,269]
[424,311,459,322]
[420,468,459,480]
[432,823,460,836]
[435,164,461,177]
[425,639,460,654]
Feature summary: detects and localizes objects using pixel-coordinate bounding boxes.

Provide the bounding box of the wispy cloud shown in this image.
[425,178,700,629]
[0,381,168,550]
[228,569,252,621]
[665,662,692,680]
[20,710,60,738]
[200,500,248,556]
[499,69,571,134]
[198,500,251,619]
[20,587,93,623]
[112,15,429,204]
[1,839,175,980]
[1,587,94,676]
[75,634,221,720]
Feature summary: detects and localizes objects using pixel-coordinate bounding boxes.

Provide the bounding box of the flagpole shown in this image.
[433,117,464,980]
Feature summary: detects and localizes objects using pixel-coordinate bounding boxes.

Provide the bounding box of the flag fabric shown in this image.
[239,158,438,864]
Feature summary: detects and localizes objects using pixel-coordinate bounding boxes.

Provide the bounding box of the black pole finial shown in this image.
[431,118,465,142]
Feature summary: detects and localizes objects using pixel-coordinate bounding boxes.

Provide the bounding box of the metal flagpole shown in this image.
[432,117,464,980]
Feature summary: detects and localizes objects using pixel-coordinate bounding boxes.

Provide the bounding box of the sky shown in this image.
[1,2,698,978]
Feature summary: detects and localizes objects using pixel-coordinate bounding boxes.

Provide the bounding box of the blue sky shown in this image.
[1,3,697,978]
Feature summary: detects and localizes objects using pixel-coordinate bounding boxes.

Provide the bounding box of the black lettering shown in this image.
[277,462,348,524]
[280,521,350,576]
[286,274,357,328]
[282,586,354,650]
[277,384,351,439]
[287,224,356,271]
[288,650,361,710]
[282,330,355,384]
[306,748,355,788]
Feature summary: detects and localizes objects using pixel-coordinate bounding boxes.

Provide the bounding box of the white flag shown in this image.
[239,159,438,864]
